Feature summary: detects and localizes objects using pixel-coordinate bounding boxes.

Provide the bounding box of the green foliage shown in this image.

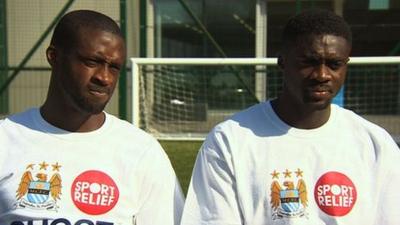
[160,140,203,195]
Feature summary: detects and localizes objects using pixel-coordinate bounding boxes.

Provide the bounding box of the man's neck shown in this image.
[271,98,331,129]
[40,102,106,132]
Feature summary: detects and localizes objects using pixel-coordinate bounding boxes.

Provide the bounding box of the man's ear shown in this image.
[46,45,57,67]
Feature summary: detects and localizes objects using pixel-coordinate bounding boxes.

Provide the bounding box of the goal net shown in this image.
[131,57,400,141]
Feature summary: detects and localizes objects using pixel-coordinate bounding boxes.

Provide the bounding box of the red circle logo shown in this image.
[71,170,119,215]
[314,171,357,216]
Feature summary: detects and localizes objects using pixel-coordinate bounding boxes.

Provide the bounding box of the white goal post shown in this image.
[130,57,400,140]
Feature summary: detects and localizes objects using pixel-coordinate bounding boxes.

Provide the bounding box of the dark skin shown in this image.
[41,28,126,132]
[272,34,351,129]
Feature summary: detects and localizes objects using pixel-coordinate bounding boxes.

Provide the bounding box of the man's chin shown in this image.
[84,104,106,115]
[75,100,107,115]
[305,98,332,111]
[68,93,109,115]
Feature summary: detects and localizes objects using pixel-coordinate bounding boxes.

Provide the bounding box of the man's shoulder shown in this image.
[207,102,269,140]
[105,112,158,142]
[335,105,396,142]
[0,108,36,129]
[335,105,387,131]
[104,113,167,159]
[219,102,267,127]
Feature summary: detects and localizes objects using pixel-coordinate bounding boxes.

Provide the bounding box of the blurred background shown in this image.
[1,0,399,115]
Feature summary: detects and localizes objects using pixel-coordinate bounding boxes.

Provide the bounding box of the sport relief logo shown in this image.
[15,162,62,211]
[314,171,357,217]
[71,170,119,215]
[270,168,308,220]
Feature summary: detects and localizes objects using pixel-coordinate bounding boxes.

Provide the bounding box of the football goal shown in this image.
[131,57,400,141]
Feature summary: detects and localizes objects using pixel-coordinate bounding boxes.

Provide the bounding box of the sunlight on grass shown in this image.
[160,140,203,195]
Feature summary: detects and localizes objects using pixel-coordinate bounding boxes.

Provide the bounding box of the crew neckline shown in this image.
[263,101,338,138]
[31,108,112,140]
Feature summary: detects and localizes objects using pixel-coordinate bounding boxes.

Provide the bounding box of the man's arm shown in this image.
[135,142,184,225]
[181,128,242,225]
[375,137,400,225]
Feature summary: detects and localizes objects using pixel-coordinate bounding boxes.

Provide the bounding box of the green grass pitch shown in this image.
[160,140,203,195]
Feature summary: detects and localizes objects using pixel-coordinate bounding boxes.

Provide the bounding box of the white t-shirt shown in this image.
[0,108,184,225]
[181,101,400,225]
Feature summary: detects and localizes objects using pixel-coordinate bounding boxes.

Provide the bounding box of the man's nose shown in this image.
[312,63,331,82]
[93,65,113,86]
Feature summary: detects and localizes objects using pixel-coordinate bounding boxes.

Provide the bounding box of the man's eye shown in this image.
[84,59,98,67]
[110,65,121,73]
[327,60,345,70]
[299,59,319,67]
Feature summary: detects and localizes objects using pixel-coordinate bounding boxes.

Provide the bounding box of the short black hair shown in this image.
[50,10,123,50]
[282,9,352,48]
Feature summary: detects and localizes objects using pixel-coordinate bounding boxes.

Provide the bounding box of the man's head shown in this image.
[50,10,124,53]
[46,10,126,115]
[281,9,352,52]
[278,9,352,111]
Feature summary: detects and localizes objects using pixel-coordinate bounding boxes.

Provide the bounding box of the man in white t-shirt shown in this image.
[0,10,183,225]
[181,9,400,225]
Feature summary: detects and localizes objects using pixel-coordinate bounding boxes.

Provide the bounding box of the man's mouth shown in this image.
[312,90,330,98]
[308,86,332,98]
[88,87,110,96]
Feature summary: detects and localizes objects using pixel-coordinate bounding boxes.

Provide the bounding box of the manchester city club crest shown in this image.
[270,168,308,220]
[15,162,62,211]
